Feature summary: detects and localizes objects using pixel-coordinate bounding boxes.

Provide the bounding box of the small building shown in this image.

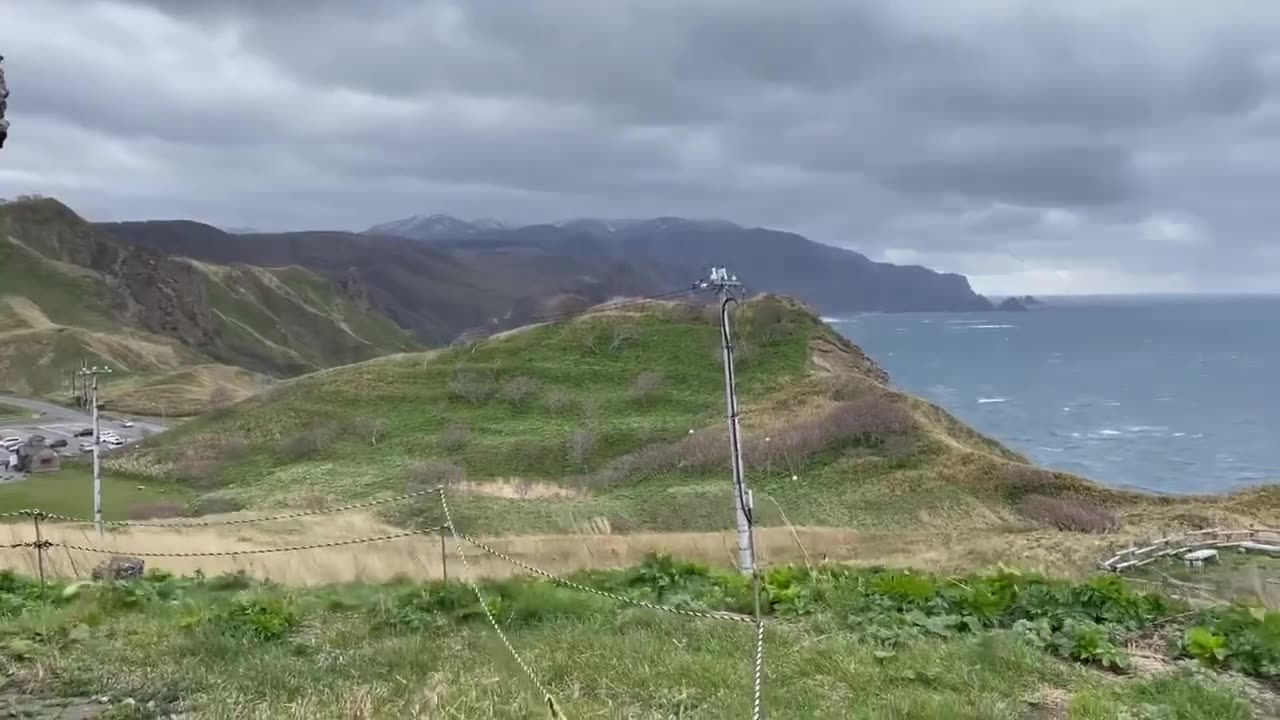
[16,435,60,473]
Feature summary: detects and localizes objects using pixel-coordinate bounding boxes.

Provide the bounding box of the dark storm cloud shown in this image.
[2,0,1279,294]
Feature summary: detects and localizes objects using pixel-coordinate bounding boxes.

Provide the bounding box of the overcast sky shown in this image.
[2,0,1279,294]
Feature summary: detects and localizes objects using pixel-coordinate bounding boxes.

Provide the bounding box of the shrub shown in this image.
[745,296,793,345]
[209,384,235,410]
[544,390,574,414]
[589,394,914,487]
[439,423,470,451]
[631,371,664,401]
[448,370,496,404]
[501,376,540,406]
[1017,494,1120,533]
[747,395,914,468]
[407,460,465,492]
[278,425,337,461]
[298,494,329,511]
[566,430,598,470]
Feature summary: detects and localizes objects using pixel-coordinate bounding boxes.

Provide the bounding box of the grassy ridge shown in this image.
[0,561,1268,718]
[103,297,1280,553]
[107,300,844,509]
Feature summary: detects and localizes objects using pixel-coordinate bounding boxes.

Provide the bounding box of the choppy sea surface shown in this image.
[829,296,1280,494]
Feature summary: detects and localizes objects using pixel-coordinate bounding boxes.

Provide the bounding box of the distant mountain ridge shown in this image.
[366,212,995,314]
[96,207,998,365]
[99,219,667,346]
[366,214,508,241]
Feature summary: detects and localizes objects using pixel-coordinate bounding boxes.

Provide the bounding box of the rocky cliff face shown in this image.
[111,251,216,350]
[4,198,218,348]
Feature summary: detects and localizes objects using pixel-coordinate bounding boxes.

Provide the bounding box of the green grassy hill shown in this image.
[0,198,418,398]
[106,296,1280,565]
[7,298,1280,718]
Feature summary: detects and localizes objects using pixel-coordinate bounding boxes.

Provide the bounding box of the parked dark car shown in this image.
[73,428,93,437]
[49,439,68,449]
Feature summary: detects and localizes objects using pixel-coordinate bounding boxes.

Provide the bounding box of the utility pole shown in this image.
[697,267,757,575]
[79,365,111,535]
[79,360,89,409]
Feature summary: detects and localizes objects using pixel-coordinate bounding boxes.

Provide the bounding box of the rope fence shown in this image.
[1098,527,1280,572]
[29,527,444,558]
[457,531,756,624]
[0,487,769,718]
[3,485,444,528]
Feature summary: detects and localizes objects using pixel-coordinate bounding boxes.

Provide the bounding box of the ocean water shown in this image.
[829,296,1280,495]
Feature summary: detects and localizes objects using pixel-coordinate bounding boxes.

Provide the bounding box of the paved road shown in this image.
[1,395,169,482]
[0,395,168,430]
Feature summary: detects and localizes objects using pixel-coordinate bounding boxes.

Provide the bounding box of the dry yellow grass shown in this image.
[0,507,1199,586]
[99,363,269,416]
[0,296,54,331]
[452,479,583,500]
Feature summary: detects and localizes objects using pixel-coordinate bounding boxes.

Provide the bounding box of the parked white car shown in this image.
[79,442,95,453]
[121,420,134,428]
[0,436,21,452]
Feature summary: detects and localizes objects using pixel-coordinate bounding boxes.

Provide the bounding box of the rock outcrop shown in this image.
[91,555,145,581]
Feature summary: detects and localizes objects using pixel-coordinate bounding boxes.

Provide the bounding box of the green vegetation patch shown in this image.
[0,465,191,521]
[0,559,1267,718]
[113,301,825,510]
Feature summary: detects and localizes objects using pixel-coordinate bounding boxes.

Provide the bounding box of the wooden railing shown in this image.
[1098,528,1280,572]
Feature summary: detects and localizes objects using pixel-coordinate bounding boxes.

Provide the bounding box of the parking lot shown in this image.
[1,395,167,483]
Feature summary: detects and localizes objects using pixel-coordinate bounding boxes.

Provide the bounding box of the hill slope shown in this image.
[108,296,1277,564]
[0,198,418,396]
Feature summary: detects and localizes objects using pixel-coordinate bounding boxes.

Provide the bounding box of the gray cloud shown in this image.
[1,0,1279,294]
